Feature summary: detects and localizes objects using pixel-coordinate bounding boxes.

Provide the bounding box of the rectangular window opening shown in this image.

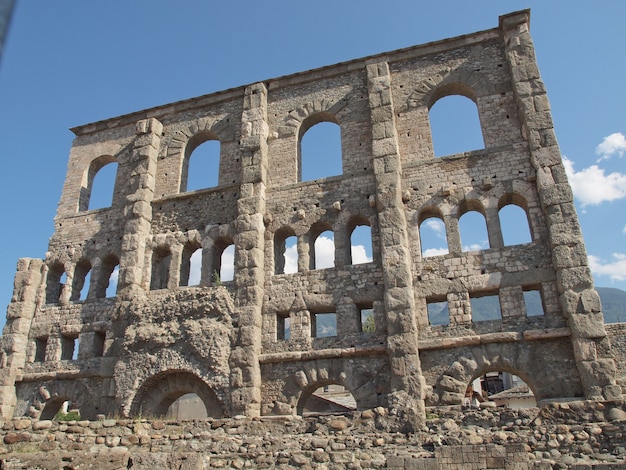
[34,337,48,363]
[523,289,545,317]
[277,313,291,340]
[93,331,106,357]
[312,312,337,338]
[427,299,450,326]
[61,335,79,361]
[359,306,375,333]
[470,293,502,322]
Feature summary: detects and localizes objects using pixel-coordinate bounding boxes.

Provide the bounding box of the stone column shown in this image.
[501,10,621,400]
[229,83,268,417]
[117,118,162,299]
[0,259,44,418]
[367,61,426,427]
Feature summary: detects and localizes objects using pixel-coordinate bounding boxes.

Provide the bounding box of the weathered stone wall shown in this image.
[1,401,625,469]
[0,9,621,424]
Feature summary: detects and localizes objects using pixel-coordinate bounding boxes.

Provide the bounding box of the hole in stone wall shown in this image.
[523,289,545,317]
[359,306,375,332]
[314,231,335,270]
[166,393,208,420]
[429,95,484,157]
[300,121,342,182]
[300,384,356,416]
[470,293,501,322]
[88,162,118,210]
[427,299,449,326]
[185,140,220,191]
[311,312,337,338]
[419,217,449,257]
[459,211,489,252]
[466,373,536,409]
[34,337,47,362]
[277,313,291,340]
[499,204,532,246]
[350,225,373,265]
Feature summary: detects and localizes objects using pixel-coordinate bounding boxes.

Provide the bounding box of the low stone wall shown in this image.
[0,401,625,469]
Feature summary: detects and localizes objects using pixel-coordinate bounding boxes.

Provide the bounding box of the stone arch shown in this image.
[45,261,66,304]
[28,380,94,420]
[418,206,449,257]
[290,358,381,416]
[309,220,334,270]
[92,253,120,298]
[78,155,117,212]
[430,341,583,406]
[345,214,373,265]
[498,193,533,245]
[70,258,92,301]
[407,68,485,111]
[165,116,229,192]
[274,225,298,275]
[278,98,349,139]
[130,370,224,418]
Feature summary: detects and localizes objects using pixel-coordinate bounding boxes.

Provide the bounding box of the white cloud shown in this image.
[588,253,626,282]
[284,244,298,274]
[351,244,373,264]
[463,243,487,252]
[563,157,626,206]
[423,247,448,257]
[424,218,446,238]
[623,225,626,235]
[595,132,626,162]
[314,235,335,269]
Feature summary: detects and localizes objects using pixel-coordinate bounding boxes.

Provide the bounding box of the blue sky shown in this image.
[0,1,625,319]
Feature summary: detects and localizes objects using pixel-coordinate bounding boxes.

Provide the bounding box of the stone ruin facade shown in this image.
[0,10,622,425]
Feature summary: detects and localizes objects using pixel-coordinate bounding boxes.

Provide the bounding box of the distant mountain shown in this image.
[597,287,626,324]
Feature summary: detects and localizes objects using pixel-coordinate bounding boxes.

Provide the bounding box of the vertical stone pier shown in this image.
[367,61,426,425]
[501,10,621,400]
[230,83,269,416]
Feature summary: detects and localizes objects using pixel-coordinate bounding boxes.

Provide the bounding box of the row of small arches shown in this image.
[418,200,533,257]
[81,95,483,211]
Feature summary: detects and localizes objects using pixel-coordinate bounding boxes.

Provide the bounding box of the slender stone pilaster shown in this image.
[0,258,44,418]
[501,10,621,400]
[367,61,425,427]
[230,83,268,416]
[117,118,162,299]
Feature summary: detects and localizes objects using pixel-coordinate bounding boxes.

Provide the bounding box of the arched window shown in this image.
[419,215,449,257]
[180,242,202,287]
[93,254,119,299]
[70,259,92,301]
[181,136,220,192]
[299,119,342,182]
[311,227,334,270]
[459,210,490,252]
[46,262,66,304]
[499,203,532,246]
[150,247,171,290]
[79,156,117,211]
[429,94,484,157]
[212,238,234,283]
[274,228,298,275]
[349,221,373,265]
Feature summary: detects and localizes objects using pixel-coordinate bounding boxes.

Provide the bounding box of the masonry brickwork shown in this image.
[0,10,623,426]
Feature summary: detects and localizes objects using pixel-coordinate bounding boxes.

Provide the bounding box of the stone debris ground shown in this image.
[0,402,625,469]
